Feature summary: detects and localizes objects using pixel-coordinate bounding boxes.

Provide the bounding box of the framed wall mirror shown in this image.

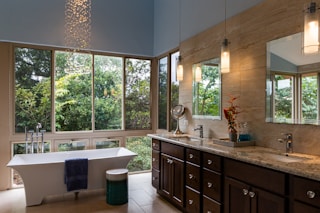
[192,58,221,119]
[266,32,320,125]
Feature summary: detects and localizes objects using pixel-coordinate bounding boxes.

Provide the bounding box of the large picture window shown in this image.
[14,47,151,132]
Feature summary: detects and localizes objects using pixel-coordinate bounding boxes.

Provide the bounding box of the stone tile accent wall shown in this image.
[178,0,320,156]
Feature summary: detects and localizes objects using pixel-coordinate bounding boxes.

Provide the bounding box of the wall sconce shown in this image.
[64,0,92,51]
[220,0,230,73]
[176,56,184,81]
[195,65,202,82]
[303,2,320,55]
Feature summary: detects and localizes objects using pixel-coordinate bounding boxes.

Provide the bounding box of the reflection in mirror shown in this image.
[192,58,221,119]
[266,32,320,124]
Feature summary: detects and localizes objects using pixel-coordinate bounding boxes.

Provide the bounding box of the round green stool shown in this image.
[106,168,128,205]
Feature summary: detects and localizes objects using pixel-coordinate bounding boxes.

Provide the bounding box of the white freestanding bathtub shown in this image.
[7,147,137,206]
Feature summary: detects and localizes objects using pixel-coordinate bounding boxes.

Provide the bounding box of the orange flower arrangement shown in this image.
[223,96,240,133]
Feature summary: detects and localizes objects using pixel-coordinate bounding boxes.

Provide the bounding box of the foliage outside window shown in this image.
[157,51,180,131]
[125,58,151,130]
[94,55,123,130]
[55,51,93,131]
[158,57,168,129]
[170,51,180,130]
[14,47,152,132]
[270,73,319,124]
[15,47,52,133]
[273,74,294,123]
[126,136,151,172]
[301,73,318,123]
[192,58,221,119]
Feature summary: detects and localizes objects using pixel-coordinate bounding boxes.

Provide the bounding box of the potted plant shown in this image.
[223,96,240,142]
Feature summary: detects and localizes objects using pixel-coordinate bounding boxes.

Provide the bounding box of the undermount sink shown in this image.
[167,135,202,143]
[259,152,311,163]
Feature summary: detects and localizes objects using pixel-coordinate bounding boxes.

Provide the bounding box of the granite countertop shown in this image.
[148,133,320,182]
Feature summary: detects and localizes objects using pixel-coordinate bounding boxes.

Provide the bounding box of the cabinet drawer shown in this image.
[203,152,221,172]
[152,169,160,189]
[293,201,320,213]
[203,169,221,202]
[186,148,201,165]
[292,175,320,208]
[152,139,160,151]
[152,150,160,170]
[161,142,184,160]
[186,163,200,191]
[225,158,286,195]
[203,195,221,213]
[186,187,200,213]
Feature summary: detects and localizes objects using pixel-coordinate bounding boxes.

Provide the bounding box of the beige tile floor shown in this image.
[0,172,182,213]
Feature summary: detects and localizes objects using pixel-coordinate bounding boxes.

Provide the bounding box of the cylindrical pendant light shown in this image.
[221,0,230,73]
[176,56,183,81]
[221,38,230,73]
[195,65,202,82]
[303,2,320,55]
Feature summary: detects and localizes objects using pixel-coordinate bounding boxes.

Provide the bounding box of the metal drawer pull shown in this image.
[152,158,155,161]
[189,200,193,205]
[152,143,155,147]
[189,154,194,159]
[167,159,173,164]
[249,191,256,198]
[207,159,212,165]
[189,174,194,179]
[207,182,213,188]
[242,189,249,196]
[207,211,212,213]
[307,190,316,199]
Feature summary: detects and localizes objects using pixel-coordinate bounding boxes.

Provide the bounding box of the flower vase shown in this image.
[229,131,237,142]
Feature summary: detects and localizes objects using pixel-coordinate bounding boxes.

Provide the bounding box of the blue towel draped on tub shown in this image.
[64,158,88,192]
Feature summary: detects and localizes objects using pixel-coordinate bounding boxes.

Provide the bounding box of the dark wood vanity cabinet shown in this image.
[224,158,286,213]
[185,148,201,213]
[151,138,320,213]
[291,175,320,212]
[160,141,185,209]
[151,139,160,189]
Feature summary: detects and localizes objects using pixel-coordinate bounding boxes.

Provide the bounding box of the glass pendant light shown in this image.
[221,0,230,73]
[303,2,320,55]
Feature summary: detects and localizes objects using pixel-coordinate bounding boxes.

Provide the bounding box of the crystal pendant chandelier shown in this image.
[64,0,92,51]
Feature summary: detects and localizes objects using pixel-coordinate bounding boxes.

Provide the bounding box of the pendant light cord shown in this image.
[224,0,227,39]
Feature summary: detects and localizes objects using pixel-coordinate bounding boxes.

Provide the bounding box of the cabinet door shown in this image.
[251,187,285,213]
[160,154,171,199]
[172,157,184,208]
[224,178,251,213]
[160,154,184,208]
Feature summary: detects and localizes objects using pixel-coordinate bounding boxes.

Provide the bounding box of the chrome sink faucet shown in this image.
[278,133,293,154]
[194,125,203,138]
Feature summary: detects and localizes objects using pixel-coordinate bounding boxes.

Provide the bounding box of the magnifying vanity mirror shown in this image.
[266,32,320,125]
[192,58,221,119]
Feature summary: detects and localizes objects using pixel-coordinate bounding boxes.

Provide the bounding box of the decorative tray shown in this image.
[212,138,255,147]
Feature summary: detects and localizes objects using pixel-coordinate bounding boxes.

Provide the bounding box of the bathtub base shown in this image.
[7,148,136,206]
